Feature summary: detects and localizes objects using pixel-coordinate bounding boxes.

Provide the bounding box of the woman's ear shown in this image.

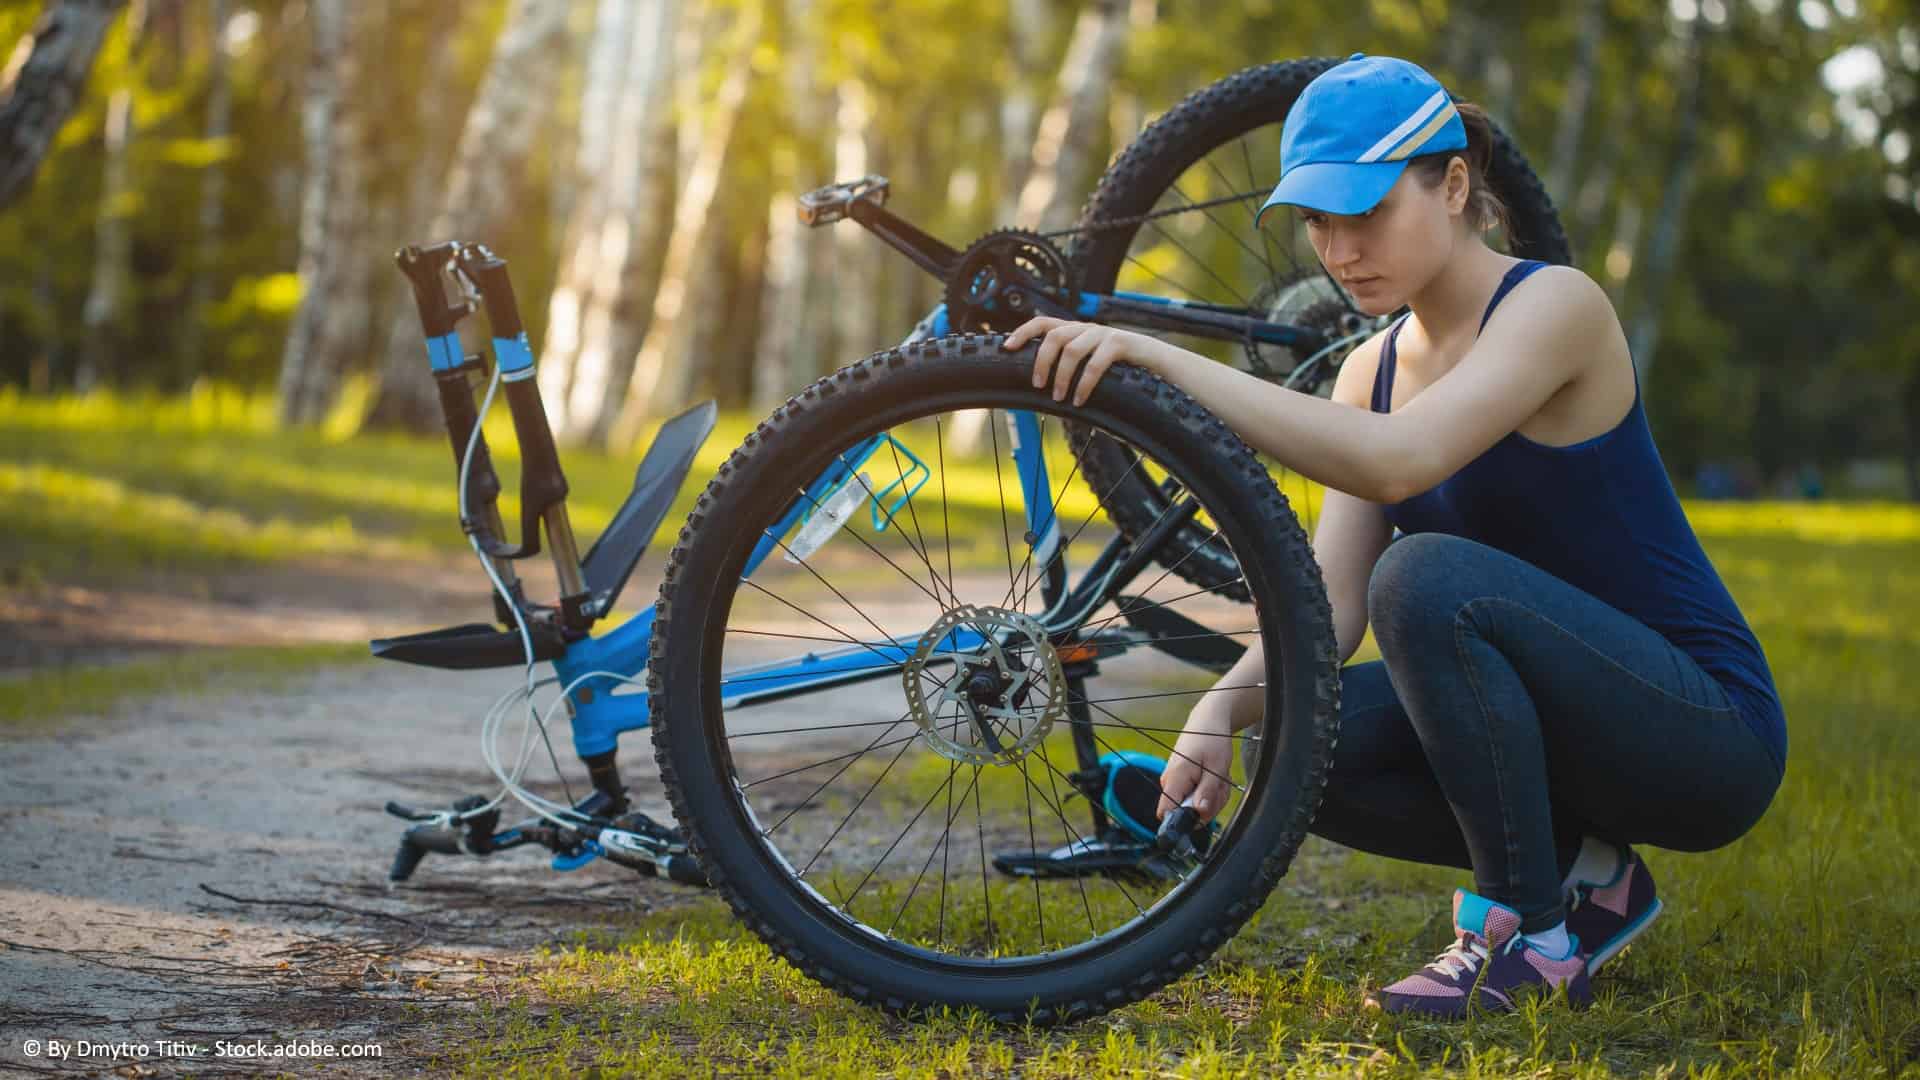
[1446,156,1471,217]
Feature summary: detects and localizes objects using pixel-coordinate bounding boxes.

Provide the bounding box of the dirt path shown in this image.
[0,558,1232,1077]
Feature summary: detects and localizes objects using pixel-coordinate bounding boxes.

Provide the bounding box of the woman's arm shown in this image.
[1152,344,1394,819]
[1004,265,1612,504]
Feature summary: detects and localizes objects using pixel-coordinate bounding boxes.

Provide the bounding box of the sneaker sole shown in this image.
[1585,897,1663,975]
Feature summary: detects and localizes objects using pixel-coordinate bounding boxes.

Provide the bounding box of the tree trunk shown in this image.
[750,0,839,407]
[276,0,360,425]
[1012,0,1131,231]
[1107,0,1156,169]
[1905,370,1920,503]
[751,184,801,411]
[1546,0,1605,208]
[0,0,128,211]
[955,0,1134,452]
[362,8,463,420]
[1626,15,1709,381]
[994,0,1050,222]
[179,0,233,367]
[538,0,645,441]
[570,0,682,446]
[363,0,574,431]
[791,11,836,389]
[828,78,879,370]
[1604,196,1640,307]
[78,85,134,390]
[607,3,762,445]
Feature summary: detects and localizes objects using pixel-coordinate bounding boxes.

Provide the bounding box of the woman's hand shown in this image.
[1003,318,1173,407]
[1154,709,1235,823]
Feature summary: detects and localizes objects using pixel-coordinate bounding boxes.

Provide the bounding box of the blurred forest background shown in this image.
[3,0,1917,498]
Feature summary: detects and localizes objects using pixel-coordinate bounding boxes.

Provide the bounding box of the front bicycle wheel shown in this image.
[648,333,1338,1023]
[1066,57,1572,602]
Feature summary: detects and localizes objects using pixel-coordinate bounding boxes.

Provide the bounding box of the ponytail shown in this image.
[1407,102,1510,235]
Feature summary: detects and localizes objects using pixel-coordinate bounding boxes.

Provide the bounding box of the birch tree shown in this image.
[0,0,128,211]
[1012,0,1132,232]
[748,0,835,409]
[363,0,575,431]
[78,5,140,391]
[275,0,353,424]
[540,0,681,445]
[954,0,1136,450]
[179,0,234,366]
[1626,11,1710,380]
[1546,0,1606,208]
[608,3,762,445]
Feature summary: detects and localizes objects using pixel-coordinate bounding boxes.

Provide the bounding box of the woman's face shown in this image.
[1293,159,1468,316]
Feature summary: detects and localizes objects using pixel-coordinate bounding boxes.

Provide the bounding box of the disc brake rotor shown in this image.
[902,604,1065,766]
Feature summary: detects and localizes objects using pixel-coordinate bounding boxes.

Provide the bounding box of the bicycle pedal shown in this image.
[611,810,686,848]
[992,834,1177,883]
[797,175,888,226]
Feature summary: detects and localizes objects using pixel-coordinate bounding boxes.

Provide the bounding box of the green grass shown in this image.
[7,387,1918,1073]
[0,642,370,735]
[429,512,1920,1077]
[0,384,1106,587]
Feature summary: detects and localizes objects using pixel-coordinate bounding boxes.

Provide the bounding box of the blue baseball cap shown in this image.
[1255,54,1468,224]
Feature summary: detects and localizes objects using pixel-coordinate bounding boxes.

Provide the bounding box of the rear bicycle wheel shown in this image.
[1066,56,1572,601]
[648,333,1339,1023]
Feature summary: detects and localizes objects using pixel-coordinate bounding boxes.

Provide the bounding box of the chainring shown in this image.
[944,228,1074,333]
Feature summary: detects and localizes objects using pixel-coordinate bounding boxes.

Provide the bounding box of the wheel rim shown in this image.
[694,391,1289,969]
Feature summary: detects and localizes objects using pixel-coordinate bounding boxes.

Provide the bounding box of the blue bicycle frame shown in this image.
[551,303,1065,760]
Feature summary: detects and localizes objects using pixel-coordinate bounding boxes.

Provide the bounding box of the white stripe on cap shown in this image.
[1383,100,1458,161]
[1357,89,1449,163]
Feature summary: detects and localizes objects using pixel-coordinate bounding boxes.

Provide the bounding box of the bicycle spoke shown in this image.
[740,718,915,793]
[714,375,1293,965]
[998,430,1085,613]
[1172,175,1277,285]
[1005,728,1150,917]
[878,431,957,609]
[1081,719,1262,740]
[748,537,906,670]
[935,414,957,609]
[972,762,992,944]
[1141,215,1252,309]
[1072,574,1249,644]
[807,720,939,886]
[791,478,946,611]
[1035,735,1102,939]
[883,758,972,938]
[986,409,1021,603]
[1008,433,1153,615]
[1070,688,1249,796]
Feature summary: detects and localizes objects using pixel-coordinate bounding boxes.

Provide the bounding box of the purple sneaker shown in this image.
[1566,846,1663,974]
[1367,889,1592,1018]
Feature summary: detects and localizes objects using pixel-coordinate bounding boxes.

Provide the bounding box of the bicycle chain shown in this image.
[1036,189,1268,242]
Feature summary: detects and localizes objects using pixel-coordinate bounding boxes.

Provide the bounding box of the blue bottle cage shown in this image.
[799,433,931,534]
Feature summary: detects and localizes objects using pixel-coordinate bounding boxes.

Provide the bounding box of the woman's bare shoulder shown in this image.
[1326,323,1395,409]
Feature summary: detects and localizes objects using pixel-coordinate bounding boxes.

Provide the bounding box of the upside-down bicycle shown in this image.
[369,57,1570,1023]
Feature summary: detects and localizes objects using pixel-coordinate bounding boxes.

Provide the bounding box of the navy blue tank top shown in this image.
[1370,260,1786,765]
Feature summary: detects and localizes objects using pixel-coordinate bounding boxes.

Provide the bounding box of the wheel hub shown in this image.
[903,604,1064,765]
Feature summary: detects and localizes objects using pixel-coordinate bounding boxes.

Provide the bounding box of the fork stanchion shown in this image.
[394,242,525,609]
[457,242,593,630]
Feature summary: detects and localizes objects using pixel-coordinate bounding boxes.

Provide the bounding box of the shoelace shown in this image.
[1428,933,1492,980]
